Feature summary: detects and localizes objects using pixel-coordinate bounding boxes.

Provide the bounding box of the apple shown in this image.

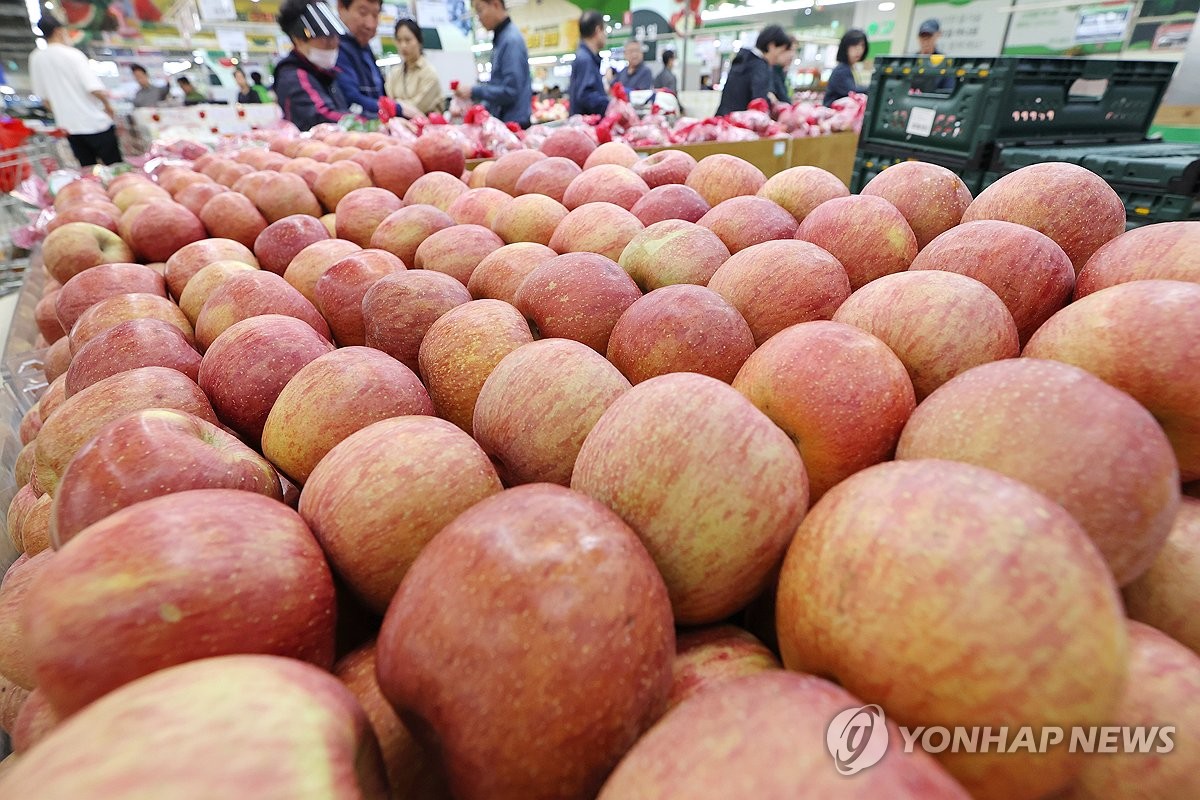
[55,262,165,331]
[539,127,597,166]
[14,444,35,486]
[280,155,326,188]
[334,642,448,797]
[194,270,331,350]
[19,405,41,446]
[37,376,69,424]
[756,165,850,224]
[20,495,52,555]
[334,186,404,247]
[548,202,645,262]
[313,249,405,346]
[418,299,535,432]
[1123,497,1200,655]
[126,201,208,263]
[962,162,1125,272]
[667,625,780,711]
[562,165,650,211]
[198,191,269,250]
[777,459,1127,799]
[404,171,468,212]
[362,271,472,372]
[412,224,503,286]
[262,347,434,485]
[484,149,547,195]
[65,318,201,397]
[832,271,1020,400]
[414,129,467,176]
[164,238,258,300]
[629,184,710,226]
[614,220,728,292]
[312,160,372,212]
[369,204,454,267]
[281,238,362,303]
[707,240,851,346]
[633,149,697,188]
[0,551,52,690]
[253,214,331,275]
[376,483,673,800]
[32,366,218,495]
[54,179,108,208]
[490,194,568,246]
[468,161,493,187]
[446,187,512,227]
[599,672,969,799]
[584,141,638,169]
[698,196,797,253]
[51,408,283,546]
[685,154,765,206]
[909,220,1075,344]
[1075,221,1200,299]
[34,292,65,344]
[177,260,258,324]
[254,172,323,223]
[474,338,630,486]
[513,156,581,203]
[110,181,170,212]
[861,161,973,248]
[173,181,228,218]
[466,242,557,304]
[46,202,120,234]
[69,293,194,354]
[733,321,915,500]
[10,688,58,754]
[1065,621,1200,799]
[40,222,134,285]
[198,315,335,442]
[299,415,501,612]
[370,145,425,197]
[514,252,642,354]
[0,655,387,796]
[572,372,808,623]
[607,285,755,384]
[898,358,1180,585]
[795,195,918,289]
[6,485,37,552]
[320,212,337,236]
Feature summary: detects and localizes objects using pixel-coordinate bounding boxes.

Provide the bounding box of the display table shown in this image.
[636,132,859,184]
[131,104,283,148]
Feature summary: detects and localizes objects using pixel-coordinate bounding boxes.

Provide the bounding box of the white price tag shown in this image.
[906,106,936,137]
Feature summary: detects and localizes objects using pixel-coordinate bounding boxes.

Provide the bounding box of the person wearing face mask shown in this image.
[335,0,385,117]
[274,0,354,131]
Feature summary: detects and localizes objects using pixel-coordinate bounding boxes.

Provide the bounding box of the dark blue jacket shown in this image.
[472,17,531,126]
[335,34,384,116]
[274,50,350,131]
[824,62,870,107]
[615,62,654,92]
[568,44,608,116]
[716,49,771,116]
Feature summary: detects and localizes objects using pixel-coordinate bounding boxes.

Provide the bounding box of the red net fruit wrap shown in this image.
[456,105,523,159]
[447,80,472,123]
[385,117,420,144]
[378,96,398,124]
[597,83,640,143]
[621,105,672,147]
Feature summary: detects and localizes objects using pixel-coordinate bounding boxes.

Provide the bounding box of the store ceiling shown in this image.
[0,0,38,80]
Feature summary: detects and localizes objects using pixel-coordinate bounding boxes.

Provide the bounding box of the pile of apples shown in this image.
[0,120,1197,800]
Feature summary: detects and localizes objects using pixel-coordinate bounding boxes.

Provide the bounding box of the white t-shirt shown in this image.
[29,43,113,135]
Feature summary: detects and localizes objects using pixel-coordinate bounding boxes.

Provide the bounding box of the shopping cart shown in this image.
[1,126,69,296]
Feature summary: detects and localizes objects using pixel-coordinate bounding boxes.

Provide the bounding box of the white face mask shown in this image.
[307,46,339,71]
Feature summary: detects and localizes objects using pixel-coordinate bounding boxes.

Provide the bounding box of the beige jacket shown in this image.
[386,56,445,115]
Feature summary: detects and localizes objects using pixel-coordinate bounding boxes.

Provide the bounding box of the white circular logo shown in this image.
[826,704,889,775]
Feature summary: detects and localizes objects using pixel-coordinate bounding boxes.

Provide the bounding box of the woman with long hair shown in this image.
[386,17,445,116]
[824,29,870,106]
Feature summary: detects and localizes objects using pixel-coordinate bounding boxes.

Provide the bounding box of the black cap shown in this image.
[918,19,940,36]
[37,14,64,37]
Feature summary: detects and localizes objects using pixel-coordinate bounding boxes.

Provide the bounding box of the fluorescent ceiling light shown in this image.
[878,1,896,10]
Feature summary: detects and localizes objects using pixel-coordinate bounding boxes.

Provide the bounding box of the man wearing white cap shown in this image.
[274,0,355,130]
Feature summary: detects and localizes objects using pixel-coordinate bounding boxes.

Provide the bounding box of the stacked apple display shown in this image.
[0,127,1198,800]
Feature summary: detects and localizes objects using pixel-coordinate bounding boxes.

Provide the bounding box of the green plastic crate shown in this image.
[993,141,1200,194]
[861,55,1177,166]
[851,145,994,195]
[1118,187,1199,226]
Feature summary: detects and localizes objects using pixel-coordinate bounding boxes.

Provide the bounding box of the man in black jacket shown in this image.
[274,0,354,130]
[569,10,609,116]
[716,25,793,116]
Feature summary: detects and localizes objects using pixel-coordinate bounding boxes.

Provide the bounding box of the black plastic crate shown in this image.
[851,143,995,195]
[861,55,1177,166]
[1117,185,1200,226]
[993,141,1200,195]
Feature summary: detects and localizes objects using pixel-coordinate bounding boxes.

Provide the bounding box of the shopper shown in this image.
[654,48,678,93]
[824,29,870,107]
[274,0,353,131]
[130,63,169,107]
[233,68,262,104]
[250,71,273,102]
[615,40,653,91]
[912,19,956,93]
[178,76,208,105]
[29,14,122,167]
[568,10,609,117]
[335,0,385,117]
[386,16,445,116]
[454,0,531,127]
[715,25,793,115]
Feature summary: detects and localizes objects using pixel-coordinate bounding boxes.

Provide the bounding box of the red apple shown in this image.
[69,293,194,354]
[111,181,170,211]
[685,153,765,206]
[490,194,568,246]
[1075,221,1200,299]
[253,214,331,275]
[163,237,258,300]
[633,148,697,188]
[514,252,642,353]
[255,171,323,222]
[403,171,468,212]
[446,186,511,227]
[10,688,58,754]
[126,201,207,263]
[369,204,454,267]
[796,195,918,289]
[41,222,134,285]
[756,165,850,224]
[55,262,165,331]
[1124,497,1200,655]
[194,270,330,350]
[562,165,650,211]
[0,551,52,690]
[174,181,228,218]
[334,186,404,247]
[65,318,201,397]
[539,127,597,166]
[313,249,405,346]
[34,292,65,344]
[177,260,258,323]
[376,483,673,800]
[51,409,282,546]
[707,240,851,345]
[281,238,362,303]
[698,195,797,253]
[548,202,644,262]
[484,149,547,195]
[362,270,472,372]
[584,141,638,169]
[198,191,269,250]
[46,202,120,234]
[371,145,425,198]
[861,161,973,248]
[667,625,780,711]
[413,224,503,286]
[629,184,710,226]
[513,156,581,203]
[414,129,467,176]
[466,242,557,303]
[312,160,372,212]
[262,347,433,485]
